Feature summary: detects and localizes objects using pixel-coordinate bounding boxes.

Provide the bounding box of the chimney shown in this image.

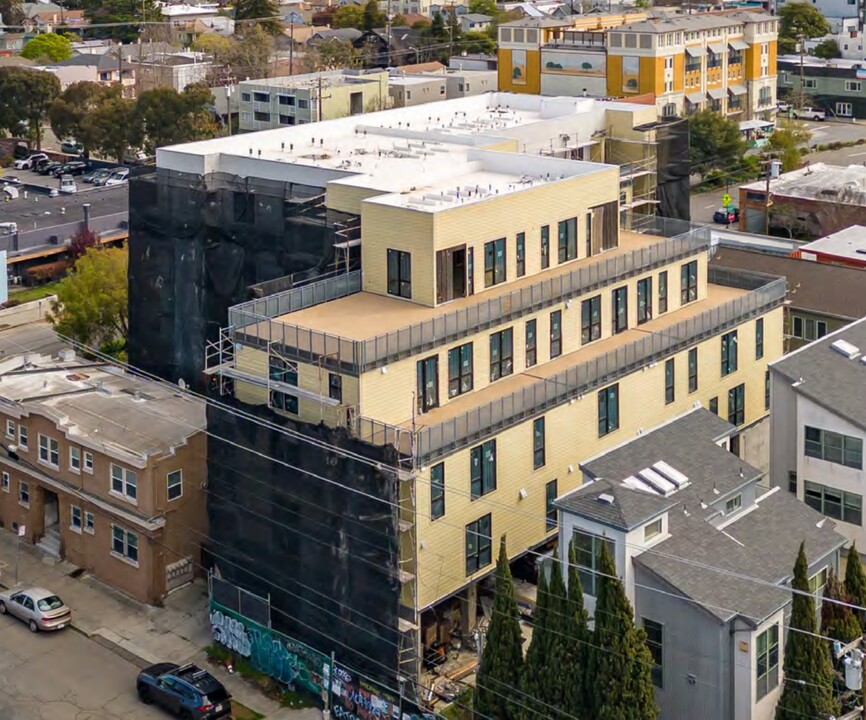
[82,203,91,230]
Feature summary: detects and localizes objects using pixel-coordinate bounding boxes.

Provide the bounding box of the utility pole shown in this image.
[799,33,805,111]
[315,74,331,121]
[289,18,294,75]
[763,157,775,236]
[386,0,392,66]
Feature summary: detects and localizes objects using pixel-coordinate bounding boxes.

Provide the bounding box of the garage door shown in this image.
[744,207,765,234]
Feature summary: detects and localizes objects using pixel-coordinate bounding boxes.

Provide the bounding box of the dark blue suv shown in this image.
[136,662,231,719]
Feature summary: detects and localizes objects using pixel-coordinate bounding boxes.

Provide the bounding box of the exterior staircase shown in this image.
[37,526,60,557]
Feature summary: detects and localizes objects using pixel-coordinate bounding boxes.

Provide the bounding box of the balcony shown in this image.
[228,226,712,374]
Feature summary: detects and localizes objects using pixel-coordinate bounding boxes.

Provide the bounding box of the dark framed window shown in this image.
[468,247,474,296]
[664,358,675,404]
[721,331,738,376]
[612,286,628,334]
[550,311,562,359]
[271,390,299,414]
[581,295,601,344]
[545,479,557,530]
[484,238,506,287]
[805,426,863,469]
[756,318,764,359]
[804,481,862,524]
[756,625,779,700]
[792,316,804,339]
[765,369,770,410]
[387,249,411,298]
[658,271,668,314]
[788,471,797,495]
[490,328,514,381]
[643,619,664,688]
[470,440,496,499]
[533,417,545,469]
[540,226,550,269]
[680,261,698,304]
[637,277,652,324]
[598,384,619,437]
[728,383,745,426]
[688,348,698,393]
[516,232,526,277]
[465,514,492,575]
[328,373,342,402]
[431,463,445,519]
[269,356,298,386]
[573,528,614,596]
[416,355,439,413]
[558,217,577,263]
[817,320,828,338]
[448,343,473,398]
[709,396,718,415]
[526,320,537,368]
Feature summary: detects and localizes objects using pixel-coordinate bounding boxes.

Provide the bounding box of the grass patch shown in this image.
[280,688,316,709]
[440,689,473,720]
[8,282,60,304]
[232,702,265,720]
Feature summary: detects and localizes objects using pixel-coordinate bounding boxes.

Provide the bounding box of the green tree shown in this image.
[362,0,385,30]
[689,109,746,177]
[234,0,282,35]
[0,67,60,149]
[474,537,523,720]
[81,0,158,42]
[461,31,496,55]
[331,5,364,29]
[391,13,407,25]
[20,33,73,61]
[778,2,831,54]
[133,84,217,153]
[564,540,590,719]
[587,543,659,720]
[844,543,866,628]
[304,39,362,71]
[429,12,447,39]
[821,569,861,642]
[0,0,24,26]
[766,120,810,172]
[776,543,838,720]
[468,0,499,15]
[48,81,112,152]
[519,569,550,720]
[543,554,573,718]
[813,38,841,59]
[216,26,274,82]
[81,93,139,162]
[48,247,129,354]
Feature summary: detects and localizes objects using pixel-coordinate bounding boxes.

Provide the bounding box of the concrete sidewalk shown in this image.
[0,526,312,718]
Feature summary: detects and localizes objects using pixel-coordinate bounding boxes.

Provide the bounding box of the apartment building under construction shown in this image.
[144,92,784,696]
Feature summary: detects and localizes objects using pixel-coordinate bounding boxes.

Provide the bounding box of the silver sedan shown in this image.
[0,587,72,632]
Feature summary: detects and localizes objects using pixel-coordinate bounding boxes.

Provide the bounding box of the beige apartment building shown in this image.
[175,92,786,680]
[0,352,207,604]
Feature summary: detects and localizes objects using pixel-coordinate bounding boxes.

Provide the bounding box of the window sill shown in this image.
[84,526,94,535]
[19,501,29,509]
[84,467,93,475]
[69,467,81,475]
[18,446,27,453]
[110,551,139,568]
[168,494,183,502]
[37,460,59,471]
[69,525,82,534]
[109,490,138,506]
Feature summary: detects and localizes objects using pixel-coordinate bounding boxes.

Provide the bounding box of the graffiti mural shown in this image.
[209,601,329,696]
[331,665,401,720]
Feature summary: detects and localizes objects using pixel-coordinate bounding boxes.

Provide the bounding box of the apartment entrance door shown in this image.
[436,245,467,304]
[43,490,59,530]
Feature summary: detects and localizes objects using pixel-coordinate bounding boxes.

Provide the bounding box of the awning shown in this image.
[686,91,706,104]
[685,45,706,57]
[739,119,775,131]
[707,87,726,100]
[729,39,749,51]
[708,42,725,54]
[728,84,747,96]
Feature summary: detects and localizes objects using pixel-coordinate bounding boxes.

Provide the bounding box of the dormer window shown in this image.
[725,494,742,514]
[644,517,662,541]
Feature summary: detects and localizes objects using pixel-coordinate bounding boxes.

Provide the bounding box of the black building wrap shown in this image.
[655,116,691,222]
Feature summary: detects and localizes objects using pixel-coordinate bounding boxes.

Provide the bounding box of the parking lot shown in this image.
[2,165,124,194]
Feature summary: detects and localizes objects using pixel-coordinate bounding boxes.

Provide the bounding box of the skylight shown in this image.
[831,339,860,359]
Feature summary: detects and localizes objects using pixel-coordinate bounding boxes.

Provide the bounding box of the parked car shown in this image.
[59,175,77,194]
[104,167,129,186]
[33,156,52,172]
[777,101,791,113]
[82,168,109,184]
[0,222,18,235]
[792,107,826,121]
[60,140,84,155]
[713,207,740,224]
[39,161,63,176]
[0,587,71,632]
[13,152,48,170]
[53,161,88,177]
[137,662,231,719]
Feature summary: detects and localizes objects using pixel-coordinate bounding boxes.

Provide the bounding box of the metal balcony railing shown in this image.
[229,228,712,374]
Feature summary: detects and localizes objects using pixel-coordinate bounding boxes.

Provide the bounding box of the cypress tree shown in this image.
[776,542,838,720]
[564,539,590,719]
[821,569,861,642]
[544,552,572,718]
[844,542,866,628]
[474,537,524,720]
[586,543,659,720]
[518,570,549,720]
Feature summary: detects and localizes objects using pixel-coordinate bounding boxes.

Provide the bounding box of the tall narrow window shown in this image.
[688,347,698,393]
[756,318,764,359]
[612,286,628,334]
[431,463,445,519]
[467,247,474,296]
[550,311,562,359]
[490,329,514,381]
[545,479,558,530]
[525,320,537,368]
[756,624,779,699]
[658,271,668,314]
[709,396,718,415]
[643,619,664,688]
[765,369,770,410]
[728,383,745,426]
[328,373,343,402]
[558,217,577,263]
[598,384,619,436]
[573,529,615,596]
[387,249,411,299]
[470,440,497,499]
[448,343,473,398]
[664,358,675,404]
[416,355,439,413]
[637,277,652,324]
[581,295,601,344]
[484,238,506,287]
[680,260,698,304]
[721,331,738,376]
[465,514,492,575]
[533,417,546,469]
[540,225,550,269]
[516,232,526,277]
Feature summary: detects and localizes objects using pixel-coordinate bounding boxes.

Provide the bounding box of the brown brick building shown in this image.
[0,351,207,604]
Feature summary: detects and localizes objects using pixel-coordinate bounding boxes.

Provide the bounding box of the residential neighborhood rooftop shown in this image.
[798,225,866,263]
[741,162,866,206]
[240,68,387,89]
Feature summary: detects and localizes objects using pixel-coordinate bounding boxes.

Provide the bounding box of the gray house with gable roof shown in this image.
[556,408,845,720]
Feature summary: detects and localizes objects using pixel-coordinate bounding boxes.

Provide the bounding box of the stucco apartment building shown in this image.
[498,10,778,121]
[0,352,207,604]
[172,92,787,685]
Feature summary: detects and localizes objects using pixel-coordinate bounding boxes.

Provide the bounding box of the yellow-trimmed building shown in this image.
[173,92,785,686]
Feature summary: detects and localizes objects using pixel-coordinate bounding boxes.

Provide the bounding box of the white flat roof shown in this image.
[800,225,866,261]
